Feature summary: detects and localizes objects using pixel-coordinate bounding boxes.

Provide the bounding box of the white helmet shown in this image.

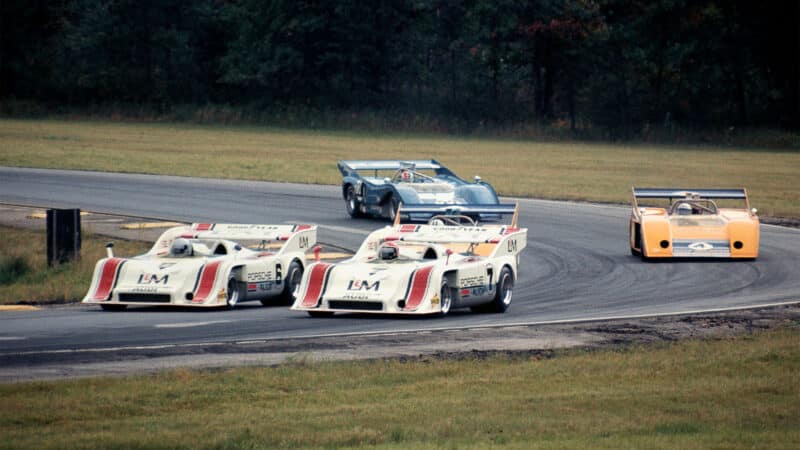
[677,203,692,216]
[170,238,193,257]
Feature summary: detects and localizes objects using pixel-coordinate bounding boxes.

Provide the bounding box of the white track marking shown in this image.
[0,337,26,341]
[154,320,231,329]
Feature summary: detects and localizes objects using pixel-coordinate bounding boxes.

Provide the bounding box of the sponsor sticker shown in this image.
[430,294,440,305]
[688,242,713,251]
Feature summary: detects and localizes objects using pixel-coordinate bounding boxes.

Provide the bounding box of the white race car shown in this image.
[292,205,526,316]
[83,223,317,310]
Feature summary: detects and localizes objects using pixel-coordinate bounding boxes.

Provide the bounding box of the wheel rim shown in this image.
[346,187,356,213]
[227,278,238,307]
[500,273,513,305]
[440,284,451,314]
[289,267,302,298]
[388,200,396,220]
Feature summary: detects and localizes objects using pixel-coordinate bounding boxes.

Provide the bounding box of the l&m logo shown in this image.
[137,273,169,284]
[347,280,381,291]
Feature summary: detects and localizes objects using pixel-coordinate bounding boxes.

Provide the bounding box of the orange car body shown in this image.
[629,188,759,259]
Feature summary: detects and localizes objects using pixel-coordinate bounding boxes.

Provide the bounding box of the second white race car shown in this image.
[83,223,317,310]
[292,206,526,316]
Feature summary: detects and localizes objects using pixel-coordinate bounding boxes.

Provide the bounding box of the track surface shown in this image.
[1,167,799,356]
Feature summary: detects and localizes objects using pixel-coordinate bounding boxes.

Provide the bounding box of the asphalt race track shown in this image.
[2,167,799,357]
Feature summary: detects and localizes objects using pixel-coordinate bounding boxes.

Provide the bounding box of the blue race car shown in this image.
[338,160,510,221]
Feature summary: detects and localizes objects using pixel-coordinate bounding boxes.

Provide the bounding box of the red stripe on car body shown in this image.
[193,260,223,303]
[503,227,520,235]
[399,225,418,233]
[294,224,313,232]
[195,223,213,231]
[300,263,331,307]
[403,266,434,311]
[92,258,124,300]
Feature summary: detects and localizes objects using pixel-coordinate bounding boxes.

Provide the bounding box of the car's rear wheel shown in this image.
[226,274,240,309]
[387,195,400,222]
[344,184,363,218]
[101,304,127,311]
[438,280,452,316]
[273,260,303,305]
[630,223,642,256]
[474,267,513,313]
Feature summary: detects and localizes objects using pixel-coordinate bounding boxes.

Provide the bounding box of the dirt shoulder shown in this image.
[1,303,797,383]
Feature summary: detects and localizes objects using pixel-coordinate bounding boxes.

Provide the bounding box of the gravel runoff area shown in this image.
[0,303,798,383]
[1,202,798,382]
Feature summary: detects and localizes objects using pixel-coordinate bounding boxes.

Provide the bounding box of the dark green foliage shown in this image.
[0,256,30,285]
[1,0,797,134]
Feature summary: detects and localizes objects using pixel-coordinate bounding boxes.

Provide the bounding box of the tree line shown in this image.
[1,0,797,135]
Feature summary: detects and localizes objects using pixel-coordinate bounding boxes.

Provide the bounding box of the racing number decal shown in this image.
[298,236,309,249]
[275,263,282,284]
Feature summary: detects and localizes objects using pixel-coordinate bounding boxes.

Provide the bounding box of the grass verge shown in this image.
[0,226,148,305]
[1,119,799,217]
[1,328,798,448]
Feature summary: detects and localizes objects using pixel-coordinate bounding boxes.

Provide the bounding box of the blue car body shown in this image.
[338,160,508,221]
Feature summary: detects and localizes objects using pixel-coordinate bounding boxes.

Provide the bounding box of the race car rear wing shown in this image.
[353,203,525,259]
[395,203,519,227]
[338,160,456,178]
[632,187,751,210]
[150,223,317,256]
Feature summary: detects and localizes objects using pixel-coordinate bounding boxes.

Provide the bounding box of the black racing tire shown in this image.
[344,184,363,218]
[225,273,240,309]
[100,304,127,311]
[386,195,400,222]
[475,266,513,313]
[274,260,303,305]
[438,280,452,317]
[308,311,335,318]
[630,223,642,257]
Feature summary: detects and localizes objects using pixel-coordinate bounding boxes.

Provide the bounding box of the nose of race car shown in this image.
[112,259,208,300]
[322,263,420,304]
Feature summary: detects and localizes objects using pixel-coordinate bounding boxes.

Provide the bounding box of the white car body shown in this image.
[292,214,526,316]
[83,223,316,310]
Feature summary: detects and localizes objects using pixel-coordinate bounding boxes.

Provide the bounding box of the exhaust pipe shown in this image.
[106,242,115,258]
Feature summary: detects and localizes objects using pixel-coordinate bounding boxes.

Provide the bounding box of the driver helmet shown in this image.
[677,203,692,216]
[170,238,193,257]
[401,169,413,182]
[378,243,399,260]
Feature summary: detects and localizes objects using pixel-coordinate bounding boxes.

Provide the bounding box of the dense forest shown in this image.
[1,0,797,136]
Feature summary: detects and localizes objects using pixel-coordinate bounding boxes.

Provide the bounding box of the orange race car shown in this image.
[629,188,759,259]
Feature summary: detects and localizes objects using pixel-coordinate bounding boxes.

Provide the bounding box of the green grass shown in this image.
[0,226,149,304]
[1,119,799,217]
[1,328,798,449]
